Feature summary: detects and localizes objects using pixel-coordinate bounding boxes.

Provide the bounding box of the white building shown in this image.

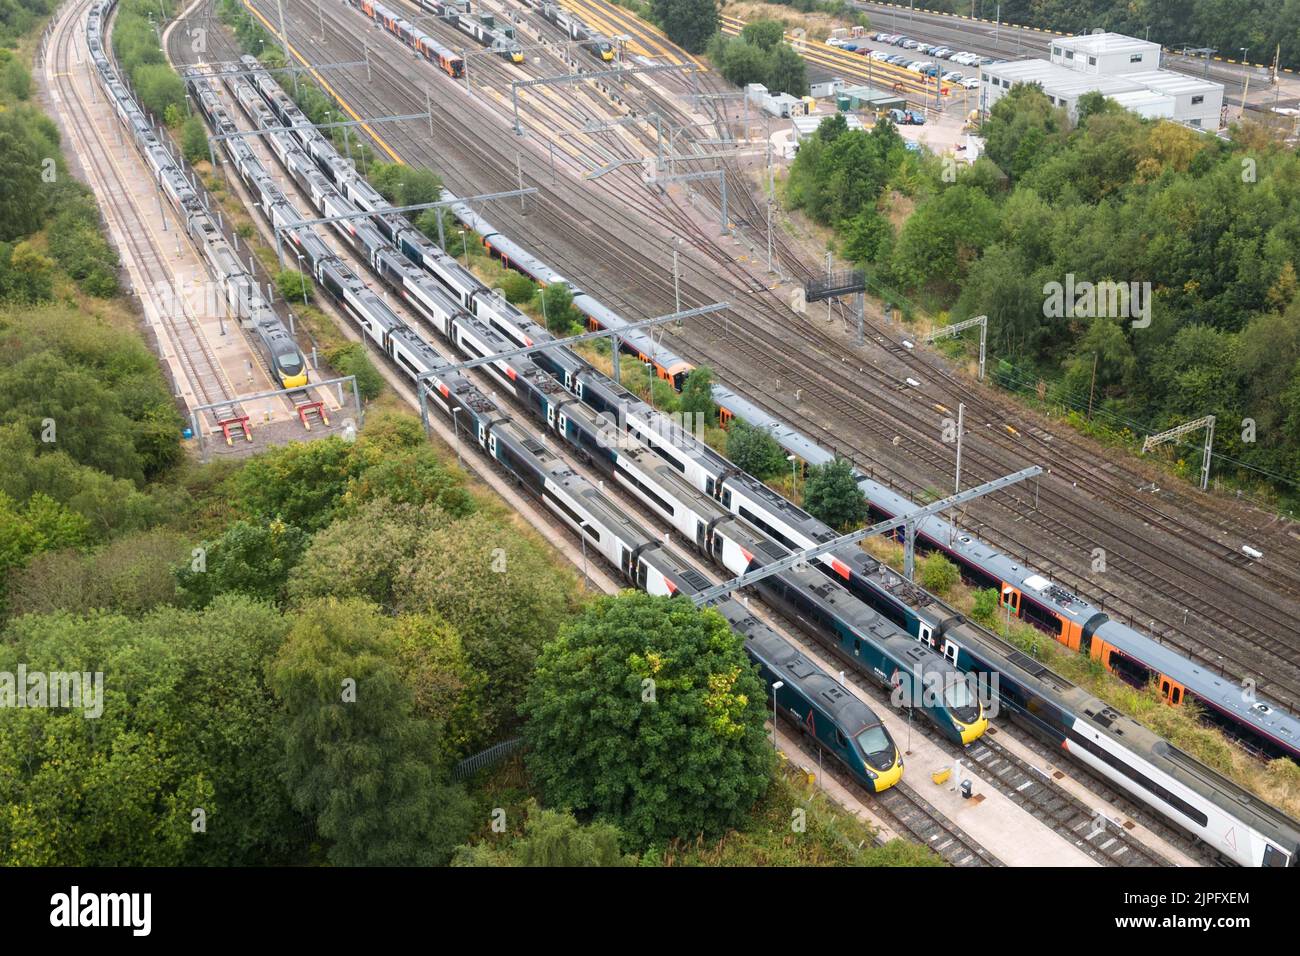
[980,56,1223,128]
[1049,32,1161,75]
[1123,71,1224,128]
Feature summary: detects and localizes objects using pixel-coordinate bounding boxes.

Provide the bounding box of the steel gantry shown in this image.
[925,314,988,381]
[1142,415,1216,490]
[510,62,696,136]
[691,466,1044,605]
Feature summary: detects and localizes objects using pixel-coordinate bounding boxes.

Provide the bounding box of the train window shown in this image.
[1161,680,1170,697]
[853,638,861,656]
[1171,687,1181,705]
[1263,844,1289,867]
[1107,650,1152,689]
[834,729,848,748]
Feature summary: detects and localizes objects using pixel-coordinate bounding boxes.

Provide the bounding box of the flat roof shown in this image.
[792,113,865,138]
[1123,69,1223,96]
[1051,32,1159,57]
[1107,89,1176,114]
[985,59,1143,98]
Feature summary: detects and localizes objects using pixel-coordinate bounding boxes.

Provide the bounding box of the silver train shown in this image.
[86,0,307,389]
[192,48,906,795]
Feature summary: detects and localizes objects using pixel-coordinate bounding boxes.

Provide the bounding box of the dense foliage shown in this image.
[803,457,869,529]
[708,19,808,96]
[651,0,719,53]
[725,417,787,478]
[522,593,774,845]
[796,92,1300,501]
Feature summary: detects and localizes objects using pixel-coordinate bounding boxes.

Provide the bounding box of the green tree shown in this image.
[395,512,580,739]
[230,436,364,532]
[270,598,476,866]
[181,114,208,164]
[287,498,456,611]
[175,518,307,608]
[652,0,719,54]
[678,365,717,427]
[522,593,773,845]
[725,418,786,478]
[803,457,867,529]
[0,596,302,866]
[539,281,582,334]
[917,552,959,597]
[451,800,633,866]
[326,343,385,401]
[4,59,31,100]
[274,266,313,304]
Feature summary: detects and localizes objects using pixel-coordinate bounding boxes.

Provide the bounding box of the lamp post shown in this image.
[770,680,784,749]
[459,228,468,267]
[295,253,308,304]
[787,453,798,499]
[644,362,655,408]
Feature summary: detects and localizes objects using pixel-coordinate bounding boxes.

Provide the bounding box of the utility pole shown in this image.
[954,402,964,494]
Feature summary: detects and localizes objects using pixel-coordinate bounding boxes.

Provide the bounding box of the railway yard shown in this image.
[26,0,1300,874]
[194,0,1300,723]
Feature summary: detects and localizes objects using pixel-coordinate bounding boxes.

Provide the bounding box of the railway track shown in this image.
[46,0,245,429]
[225,0,1300,717]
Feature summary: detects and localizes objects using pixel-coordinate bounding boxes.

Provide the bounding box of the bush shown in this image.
[726,418,786,478]
[498,271,537,305]
[181,114,208,164]
[917,552,960,597]
[327,342,384,400]
[275,267,314,304]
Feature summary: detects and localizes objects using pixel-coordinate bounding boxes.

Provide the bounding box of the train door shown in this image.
[942,640,959,665]
[1158,676,1185,705]
[478,422,488,450]
[695,520,706,551]
[546,404,556,431]
[557,412,568,438]
[1001,584,1020,619]
[918,622,933,648]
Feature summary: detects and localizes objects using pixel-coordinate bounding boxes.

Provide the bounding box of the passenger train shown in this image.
[186,45,904,796]
[442,153,1300,767]
[87,0,307,390]
[526,0,614,62]
[230,49,983,751]
[218,47,1297,863]
[350,0,465,77]
[409,0,525,63]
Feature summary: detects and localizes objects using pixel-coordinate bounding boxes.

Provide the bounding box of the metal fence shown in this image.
[453,737,525,780]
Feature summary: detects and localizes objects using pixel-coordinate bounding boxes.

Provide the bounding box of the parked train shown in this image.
[443,161,1300,767]
[87,0,307,390]
[350,0,465,77]
[526,0,614,61]
[232,49,982,751]
[196,51,905,796]
[409,0,524,63]
[226,50,1300,863]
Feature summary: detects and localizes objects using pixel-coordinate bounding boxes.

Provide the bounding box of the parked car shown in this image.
[869,49,891,60]
[886,54,908,65]
[905,108,926,124]
[961,76,980,89]
[901,39,921,49]
[932,47,953,58]
[887,107,927,125]
[942,70,963,82]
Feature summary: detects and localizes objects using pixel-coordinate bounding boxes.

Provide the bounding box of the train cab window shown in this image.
[834,729,848,748]
[1263,844,1290,867]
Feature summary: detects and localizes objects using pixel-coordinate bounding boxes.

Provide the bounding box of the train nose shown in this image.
[959,716,990,745]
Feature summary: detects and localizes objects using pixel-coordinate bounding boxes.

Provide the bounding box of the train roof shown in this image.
[727,602,888,735]
[860,475,1300,746]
